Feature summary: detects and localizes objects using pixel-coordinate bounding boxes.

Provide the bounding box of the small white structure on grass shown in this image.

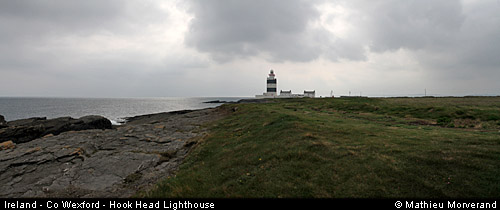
[304,90,315,98]
[280,90,292,97]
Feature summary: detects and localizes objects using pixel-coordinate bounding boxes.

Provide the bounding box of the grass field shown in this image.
[143,97,500,198]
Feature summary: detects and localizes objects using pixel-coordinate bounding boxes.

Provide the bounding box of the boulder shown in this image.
[0,115,7,129]
[78,115,113,130]
[0,115,112,144]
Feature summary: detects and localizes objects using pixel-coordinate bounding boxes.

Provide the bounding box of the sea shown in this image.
[0,97,246,125]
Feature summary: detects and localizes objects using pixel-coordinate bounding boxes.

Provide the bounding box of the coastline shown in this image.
[0,97,245,125]
[0,106,229,198]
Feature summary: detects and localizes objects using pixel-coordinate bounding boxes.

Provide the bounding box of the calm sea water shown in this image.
[0,97,245,124]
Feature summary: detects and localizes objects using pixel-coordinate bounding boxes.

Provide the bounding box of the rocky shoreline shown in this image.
[0,107,227,198]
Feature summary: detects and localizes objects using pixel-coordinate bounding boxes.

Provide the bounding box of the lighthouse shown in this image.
[256,69,314,98]
[266,69,277,97]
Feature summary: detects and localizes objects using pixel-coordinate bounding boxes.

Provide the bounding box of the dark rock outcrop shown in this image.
[237,98,272,103]
[124,109,194,125]
[203,98,271,104]
[0,125,45,144]
[0,115,7,129]
[0,107,225,198]
[203,100,237,104]
[0,115,112,144]
[7,117,47,127]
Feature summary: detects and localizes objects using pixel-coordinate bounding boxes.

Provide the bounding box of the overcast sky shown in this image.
[0,0,499,97]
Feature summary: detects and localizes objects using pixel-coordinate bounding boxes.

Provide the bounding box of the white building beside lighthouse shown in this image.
[256,69,315,98]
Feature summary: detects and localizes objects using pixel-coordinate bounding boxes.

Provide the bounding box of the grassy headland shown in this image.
[144,97,500,198]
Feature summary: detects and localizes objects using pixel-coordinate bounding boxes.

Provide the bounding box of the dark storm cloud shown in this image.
[186,0,500,78]
[184,0,468,63]
[185,0,344,62]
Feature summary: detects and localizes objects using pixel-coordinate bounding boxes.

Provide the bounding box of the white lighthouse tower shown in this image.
[266,69,277,97]
[255,68,316,98]
[255,69,278,98]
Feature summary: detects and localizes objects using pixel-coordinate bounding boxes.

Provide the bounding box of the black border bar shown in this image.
[1,198,498,210]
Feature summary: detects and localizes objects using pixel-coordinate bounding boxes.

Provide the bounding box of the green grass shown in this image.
[142,97,500,198]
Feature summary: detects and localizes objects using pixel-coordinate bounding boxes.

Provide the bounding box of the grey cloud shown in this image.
[0,0,170,71]
[0,0,196,97]
[346,0,466,52]
[1,0,499,97]
[185,0,469,63]
[451,1,500,72]
[0,1,167,36]
[342,0,500,78]
[0,1,125,44]
[185,0,345,63]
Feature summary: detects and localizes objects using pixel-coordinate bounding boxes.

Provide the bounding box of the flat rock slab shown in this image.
[0,108,224,198]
